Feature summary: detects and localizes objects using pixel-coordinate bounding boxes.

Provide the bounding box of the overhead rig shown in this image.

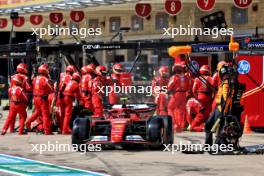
[1,39,264,78]
[80,40,264,53]
[1,39,264,74]
[1,39,264,55]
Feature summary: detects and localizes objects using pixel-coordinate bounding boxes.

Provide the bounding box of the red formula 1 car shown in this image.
[71,101,173,149]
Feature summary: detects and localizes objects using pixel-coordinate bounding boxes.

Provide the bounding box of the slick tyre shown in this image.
[70,106,81,129]
[71,117,90,151]
[147,116,164,149]
[161,115,174,145]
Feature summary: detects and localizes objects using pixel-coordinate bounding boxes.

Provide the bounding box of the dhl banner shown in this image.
[0,0,64,9]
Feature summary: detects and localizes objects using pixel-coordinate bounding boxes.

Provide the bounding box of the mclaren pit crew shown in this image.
[205,63,243,150]
[211,61,227,111]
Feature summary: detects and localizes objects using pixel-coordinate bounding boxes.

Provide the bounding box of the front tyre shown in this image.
[71,117,90,150]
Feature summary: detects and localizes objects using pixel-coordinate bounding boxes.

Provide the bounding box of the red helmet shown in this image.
[38,64,49,76]
[81,66,88,75]
[172,62,183,74]
[199,65,210,75]
[66,65,75,74]
[16,63,28,74]
[180,61,186,68]
[174,56,181,63]
[86,63,96,74]
[72,72,81,82]
[12,74,23,86]
[158,66,169,77]
[113,63,124,74]
[95,66,108,76]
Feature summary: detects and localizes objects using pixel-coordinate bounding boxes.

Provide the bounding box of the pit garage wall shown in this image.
[1,1,264,65]
[1,1,264,40]
[238,55,264,128]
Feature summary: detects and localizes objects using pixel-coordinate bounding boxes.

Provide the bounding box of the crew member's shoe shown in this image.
[18,132,28,135]
[1,130,7,135]
[25,121,31,130]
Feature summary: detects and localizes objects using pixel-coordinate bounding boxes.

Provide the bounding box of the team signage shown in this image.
[238,60,250,74]
[70,11,85,23]
[49,12,64,24]
[135,3,152,17]
[0,0,62,9]
[196,0,216,11]
[164,0,182,15]
[192,44,228,52]
[244,42,264,49]
[30,15,43,25]
[0,0,255,29]
[188,60,200,74]
[83,44,121,50]
[12,16,25,27]
[233,0,253,9]
[0,18,8,28]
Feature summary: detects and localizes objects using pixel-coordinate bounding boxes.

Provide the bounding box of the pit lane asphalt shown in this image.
[0,106,264,176]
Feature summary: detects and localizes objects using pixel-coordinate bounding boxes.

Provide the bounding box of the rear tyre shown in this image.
[161,115,174,145]
[147,116,163,143]
[70,106,83,129]
[147,116,173,149]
